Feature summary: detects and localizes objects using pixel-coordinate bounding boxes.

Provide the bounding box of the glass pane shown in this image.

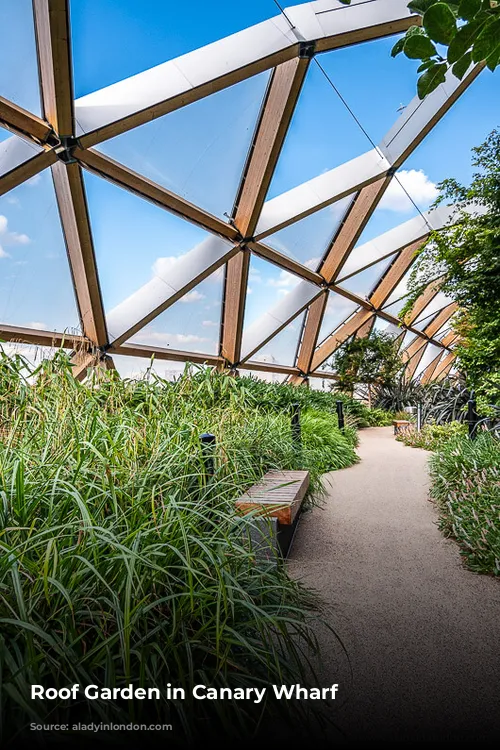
[415,343,442,379]
[111,354,188,381]
[0,0,41,114]
[413,291,454,326]
[243,255,309,330]
[0,127,43,178]
[317,291,358,345]
[0,168,81,332]
[266,61,371,199]
[95,72,270,220]
[403,68,500,204]
[265,196,351,269]
[352,172,435,249]
[400,330,417,352]
[250,311,305,368]
[318,36,421,146]
[71,0,288,97]
[129,269,223,355]
[83,169,218,314]
[0,341,70,370]
[337,257,395,299]
[382,297,408,317]
[372,317,402,339]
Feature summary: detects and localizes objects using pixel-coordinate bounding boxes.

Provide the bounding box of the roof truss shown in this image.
[0,0,483,383]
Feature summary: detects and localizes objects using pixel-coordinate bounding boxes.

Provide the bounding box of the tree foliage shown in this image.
[400,129,500,403]
[330,331,404,396]
[339,1,500,98]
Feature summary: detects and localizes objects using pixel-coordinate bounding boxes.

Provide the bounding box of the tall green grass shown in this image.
[429,434,500,575]
[0,350,357,744]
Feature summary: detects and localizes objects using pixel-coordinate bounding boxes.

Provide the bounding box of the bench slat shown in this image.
[235,470,309,525]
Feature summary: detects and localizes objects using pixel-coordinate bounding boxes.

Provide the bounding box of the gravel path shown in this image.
[288,426,500,742]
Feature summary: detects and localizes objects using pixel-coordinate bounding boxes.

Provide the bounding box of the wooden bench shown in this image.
[235,470,310,559]
[393,419,411,435]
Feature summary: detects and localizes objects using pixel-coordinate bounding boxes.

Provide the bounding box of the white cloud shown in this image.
[267,270,300,289]
[304,257,321,270]
[180,290,205,304]
[0,214,31,250]
[202,320,218,328]
[152,255,182,278]
[249,267,263,283]
[379,170,438,213]
[28,321,48,330]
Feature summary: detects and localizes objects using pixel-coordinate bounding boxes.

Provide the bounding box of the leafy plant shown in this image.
[0,350,359,744]
[400,130,500,404]
[397,419,467,449]
[329,331,404,402]
[429,432,500,574]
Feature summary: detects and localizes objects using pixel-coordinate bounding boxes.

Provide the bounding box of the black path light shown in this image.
[467,392,478,439]
[336,400,345,431]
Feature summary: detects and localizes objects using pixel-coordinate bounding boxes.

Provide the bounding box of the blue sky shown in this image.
[0,0,499,376]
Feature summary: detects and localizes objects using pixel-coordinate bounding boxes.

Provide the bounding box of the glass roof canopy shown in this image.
[0,0,495,385]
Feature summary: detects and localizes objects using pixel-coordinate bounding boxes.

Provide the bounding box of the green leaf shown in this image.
[485,43,500,70]
[472,18,500,61]
[447,20,483,62]
[423,3,459,43]
[452,49,473,77]
[408,0,441,14]
[417,61,448,97]
[458,0,481,19]
[404,34,439,58]
[418,59,437,71]
[391,37,406,57]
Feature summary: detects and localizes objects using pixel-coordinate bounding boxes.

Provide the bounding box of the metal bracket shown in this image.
[299,41,316,59]
[54,135,80,164]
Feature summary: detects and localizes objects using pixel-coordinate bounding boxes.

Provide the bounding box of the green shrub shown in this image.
[429,434,500,575]
[0,351,358,743]
[397,421,467,451]
[300,410,359,474]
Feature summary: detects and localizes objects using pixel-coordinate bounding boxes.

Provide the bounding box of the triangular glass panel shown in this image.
[264,196,351,270]
[94,72,271,220]
[351,173,434,250]
[317,291,358,346]
[415,344,443,380]
[382,297,408,318]
[249,311,306,368]
[71,2,277,98]
[0,168,81,333]
[243,254,316,332]
[111,354,188,381]
[83,170,231,328]
[336,256,396,299]
[403,67,500,202]
[372,317,403,339]
[266,62,371,200]
[0,0,41,114]
[0,126,43,178]
[128,269,223,355]
[400,330,418,352]
[318,37,421,146]
[413,291,454,326]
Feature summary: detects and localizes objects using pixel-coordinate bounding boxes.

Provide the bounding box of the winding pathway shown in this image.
[288,426,500,742]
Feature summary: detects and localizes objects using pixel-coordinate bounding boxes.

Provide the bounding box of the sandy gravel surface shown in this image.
[288,427,500,742]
